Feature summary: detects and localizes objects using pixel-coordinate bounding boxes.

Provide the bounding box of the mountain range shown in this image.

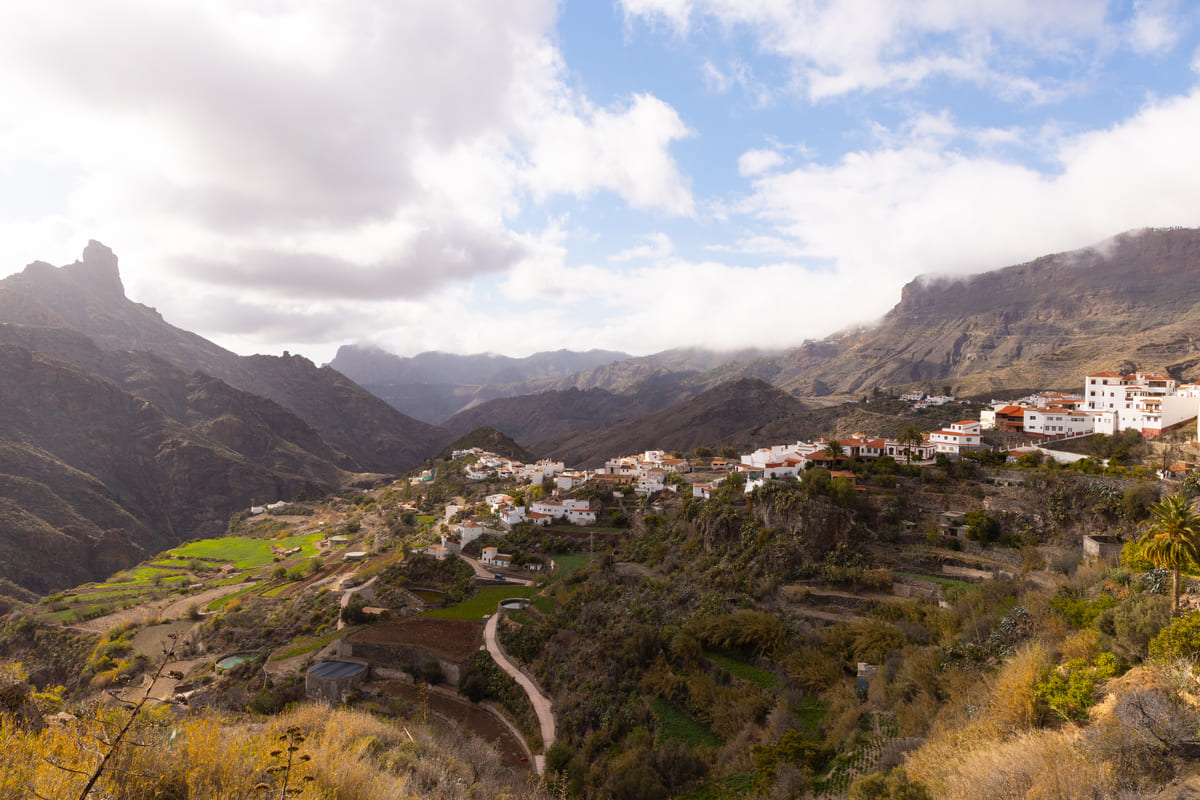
[4,226,1200,595]
[344,227,1200,453]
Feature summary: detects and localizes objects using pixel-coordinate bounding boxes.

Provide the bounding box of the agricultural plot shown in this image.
[704,651,781,691]
[651,698,721,748]
[422,585,535,620]
[811,713,901,797]
[171,533,323,569]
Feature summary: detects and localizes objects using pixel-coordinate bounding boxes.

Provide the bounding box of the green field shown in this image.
[705,651,780,691]
[422,585,536,620]
[98,565,190,587]
[651,698,721,747]
[549,552,595,574]
[678,773,756,800]
[205,583,263,611]
[172,533,323,569]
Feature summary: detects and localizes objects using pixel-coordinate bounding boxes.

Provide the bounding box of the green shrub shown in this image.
[1033,653,1120,721]
[1149,612,1200,662]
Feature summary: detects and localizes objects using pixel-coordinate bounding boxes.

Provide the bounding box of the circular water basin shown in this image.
[500,598,531,611]
[216,653,254,670]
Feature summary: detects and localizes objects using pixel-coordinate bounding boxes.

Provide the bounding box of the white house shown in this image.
[498,506,526,528]
[1022,408,1095,437]
[1084,370,1196,437]
[453,522,487,548]
[565,504,599,525]
[928,420,983,456]
[526,511,553,527]
[530,498,566,518]
[481,546,513,567]
[485,493,514,511]
[556,470,587,491]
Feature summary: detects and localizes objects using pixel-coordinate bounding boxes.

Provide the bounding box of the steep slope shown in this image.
[540,378,807,467]
[442,369,724,446]
[773,227,1200,396]
[442,387,638,444]
[0,243,451,472]
[0,344,344,593]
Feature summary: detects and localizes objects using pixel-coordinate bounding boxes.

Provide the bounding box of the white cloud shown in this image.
[1128,0,1182,54]
[621,0,1111,101]
[737,89,1200,329]
[0,0,695,350]
[610,233,676,263]
[738,149,787,176]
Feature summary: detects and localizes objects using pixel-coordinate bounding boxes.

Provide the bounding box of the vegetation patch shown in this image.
[704,651,780,691]
[172,533,322,569]
[422,585,536,620]
[651,698,722,748]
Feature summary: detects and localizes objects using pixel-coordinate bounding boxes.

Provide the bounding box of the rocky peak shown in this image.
[66,240,126,298]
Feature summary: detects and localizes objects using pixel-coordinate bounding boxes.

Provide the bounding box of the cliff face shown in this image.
[0,243,455,595]
[770,227,1200,395]
[0,342,348,593]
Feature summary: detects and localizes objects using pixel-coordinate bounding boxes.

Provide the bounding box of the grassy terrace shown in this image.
[651,698,721,748]
[893,571,972,589]
[704,651,781,691]
[171,533,323,569]
[422,585,536,620]
[679,773,756,800]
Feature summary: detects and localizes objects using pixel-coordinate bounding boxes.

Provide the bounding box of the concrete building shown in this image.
[306,659,368,704]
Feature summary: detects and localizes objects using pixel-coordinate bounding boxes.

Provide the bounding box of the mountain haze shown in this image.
[0,244,455,594]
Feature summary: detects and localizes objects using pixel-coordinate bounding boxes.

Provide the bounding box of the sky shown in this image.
[1,1,1199,364]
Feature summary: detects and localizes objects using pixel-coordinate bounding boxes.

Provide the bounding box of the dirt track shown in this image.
[67,582,252,634]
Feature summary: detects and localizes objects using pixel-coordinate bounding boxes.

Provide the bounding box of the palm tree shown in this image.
[1138,494,1200,613]
[823,439,845,465]
[896,423,923,464]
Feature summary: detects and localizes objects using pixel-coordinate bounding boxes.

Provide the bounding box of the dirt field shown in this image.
[347,618,484,661]
[372,681,532,772]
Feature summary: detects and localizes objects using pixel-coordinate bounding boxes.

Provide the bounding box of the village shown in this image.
[417,368,1200,565]
[17,365,1200,796]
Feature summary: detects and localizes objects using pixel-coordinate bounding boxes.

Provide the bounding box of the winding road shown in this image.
[458,553,533,586]
[484,611,555,774]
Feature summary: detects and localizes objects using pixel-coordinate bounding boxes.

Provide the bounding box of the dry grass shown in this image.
[0,702,552,800]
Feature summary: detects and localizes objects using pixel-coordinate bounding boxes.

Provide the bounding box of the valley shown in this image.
[4,231,1200,799]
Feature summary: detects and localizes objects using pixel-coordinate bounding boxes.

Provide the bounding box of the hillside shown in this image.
[440,427,538,463]
[0,342,351,594]
[539,377,807,466]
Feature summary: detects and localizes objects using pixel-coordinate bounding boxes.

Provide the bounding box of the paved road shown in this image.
[484,611,555,774]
